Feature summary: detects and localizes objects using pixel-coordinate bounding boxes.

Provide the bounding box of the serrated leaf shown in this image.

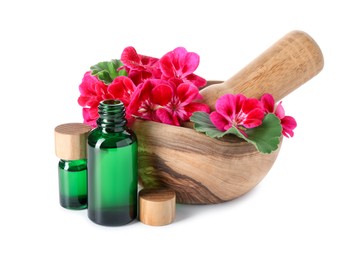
[231,114,282,154]
[190,112,282,154]
[90,59,127,84]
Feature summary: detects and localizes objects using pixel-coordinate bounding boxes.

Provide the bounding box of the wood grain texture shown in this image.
[54,123,92,160]
[200,30,324,110]
[133,120,281,204]
[132,30,324,205]
[139,188,176,226]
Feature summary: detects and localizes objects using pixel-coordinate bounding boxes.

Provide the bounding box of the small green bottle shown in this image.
[87,99,138,226]
[54,123,92,210]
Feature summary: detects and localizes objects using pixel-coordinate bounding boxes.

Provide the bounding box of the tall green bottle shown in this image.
[87,99,138,226]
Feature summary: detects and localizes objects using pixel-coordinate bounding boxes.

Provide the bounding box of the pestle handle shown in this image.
[199,30,324,110]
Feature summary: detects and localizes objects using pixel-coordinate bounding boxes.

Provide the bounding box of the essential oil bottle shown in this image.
[54,123,92,210]
[87,99,138,226]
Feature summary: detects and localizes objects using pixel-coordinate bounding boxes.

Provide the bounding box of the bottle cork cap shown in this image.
[139,188,176,226]
[54,123,92,160]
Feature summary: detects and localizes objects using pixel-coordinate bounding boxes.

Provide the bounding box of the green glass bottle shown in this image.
[54,123,92,210]
[87,99,138,226]
[58,159,87,209]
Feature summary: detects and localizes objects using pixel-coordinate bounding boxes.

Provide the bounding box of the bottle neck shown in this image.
[97,99,127,132]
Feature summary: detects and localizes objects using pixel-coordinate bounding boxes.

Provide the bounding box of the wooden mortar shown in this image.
[132,30,324,204]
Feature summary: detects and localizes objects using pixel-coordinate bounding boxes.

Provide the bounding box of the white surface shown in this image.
[1,0,358,259]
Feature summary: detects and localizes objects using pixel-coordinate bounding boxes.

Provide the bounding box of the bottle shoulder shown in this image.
[88,127,137,148]
[58,159,87,171]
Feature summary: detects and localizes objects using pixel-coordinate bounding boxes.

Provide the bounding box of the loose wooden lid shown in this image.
[54,123,92,160]
[139,188,176,226]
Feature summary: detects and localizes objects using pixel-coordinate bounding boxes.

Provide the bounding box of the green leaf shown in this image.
[190,112,226,138]
[90,59,127,84]
[232,114,282,154]
[190,112,282,154]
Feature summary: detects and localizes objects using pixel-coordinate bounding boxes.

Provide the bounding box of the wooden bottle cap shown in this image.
[54,123,92,160]
[139,188,176,226]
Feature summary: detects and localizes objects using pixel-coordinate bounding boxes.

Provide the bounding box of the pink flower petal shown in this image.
[260,93,275,113]
[137,80,155,100]
[165,47,199,76]
[77,96,88,107]
[156,108,177,125]
[185,74,207,88]
[121,47,141,69]
[176,83,199,106]
[79,72,97,95]
[210,111,232,131]
[275,101,285,119]
[184,102,210,114]
[77,70,114,125]
[158,55,174,79]
[126,83,146,118]
[140,54,160,67]
[242,108,265,128]
[281,116,297,137]
[82,107,98,128]
[180,50,200,77]
[107,76,136,106]
[215,94,243,122]
[172,102,209,122]
[159,47,204,88]
[242,98,263,115]
[151,84,173,106]
[121,47,160,85]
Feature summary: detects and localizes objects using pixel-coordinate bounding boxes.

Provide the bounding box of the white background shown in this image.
[1,0,358,259]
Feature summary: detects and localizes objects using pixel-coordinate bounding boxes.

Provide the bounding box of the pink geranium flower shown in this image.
[107,76,136,107]
[157,82,210,126]
[77,71,113,127]
[127,79,210,126]
[79,46,208,127]
[127,79,170,122]
[159,47,207,88]
[210,94,265,135]
[260,93,297,137]
[121,46,160,85]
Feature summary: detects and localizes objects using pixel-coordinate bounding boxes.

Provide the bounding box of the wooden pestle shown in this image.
[200,30,324,110]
